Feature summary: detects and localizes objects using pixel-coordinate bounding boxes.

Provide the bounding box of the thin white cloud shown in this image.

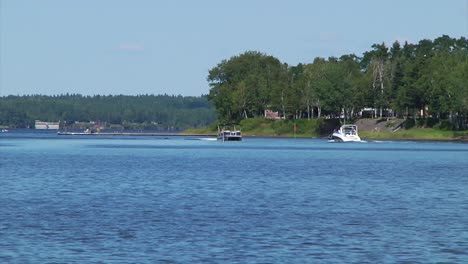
[117,42,145,51]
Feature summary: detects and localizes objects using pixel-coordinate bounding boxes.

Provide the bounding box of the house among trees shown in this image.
[264,109,283,119]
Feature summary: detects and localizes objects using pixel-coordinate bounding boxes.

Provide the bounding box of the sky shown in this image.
[0,0,467,96]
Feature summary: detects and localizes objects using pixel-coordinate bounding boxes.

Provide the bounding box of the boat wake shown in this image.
[198,137,217,141]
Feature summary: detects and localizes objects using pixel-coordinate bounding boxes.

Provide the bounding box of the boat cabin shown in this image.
[217,124,242,141]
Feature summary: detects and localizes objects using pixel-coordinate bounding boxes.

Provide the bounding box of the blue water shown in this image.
[1,131,468,263]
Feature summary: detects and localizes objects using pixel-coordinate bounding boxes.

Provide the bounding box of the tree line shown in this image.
[0,94,216,130]
[207,35,468,130]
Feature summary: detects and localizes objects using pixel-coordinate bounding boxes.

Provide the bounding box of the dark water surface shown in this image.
[1,131,468,263]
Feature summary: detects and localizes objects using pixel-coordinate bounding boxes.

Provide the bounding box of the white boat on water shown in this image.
[328,124,361,142]
[217,123,242,141]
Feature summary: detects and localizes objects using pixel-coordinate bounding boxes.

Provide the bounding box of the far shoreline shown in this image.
[2,127,467,142]
[181,131,468,143]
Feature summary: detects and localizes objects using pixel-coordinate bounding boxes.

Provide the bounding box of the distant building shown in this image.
[35,120,59,130]
[264,109,283,119]
[358,108,394,118]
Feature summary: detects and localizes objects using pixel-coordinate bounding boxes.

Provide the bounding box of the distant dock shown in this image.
[57,132,216,137]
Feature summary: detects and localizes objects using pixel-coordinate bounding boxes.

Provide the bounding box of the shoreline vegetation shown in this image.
[183,118,468,141]
[2,117,467,141]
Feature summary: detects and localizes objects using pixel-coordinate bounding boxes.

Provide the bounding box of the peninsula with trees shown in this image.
[198,35,468,140]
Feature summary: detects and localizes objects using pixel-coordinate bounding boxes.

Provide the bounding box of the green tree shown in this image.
[207,51,286,121]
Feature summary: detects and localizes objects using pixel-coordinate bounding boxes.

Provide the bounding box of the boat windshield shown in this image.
[343,126,357,135]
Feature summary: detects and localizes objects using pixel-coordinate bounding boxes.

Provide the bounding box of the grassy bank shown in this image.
[183,123,218,135]
[184,118,468,141]
[183,118,338,138]
[360,128,468,141]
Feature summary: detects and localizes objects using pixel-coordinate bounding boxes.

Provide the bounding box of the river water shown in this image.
[1,131,467,263]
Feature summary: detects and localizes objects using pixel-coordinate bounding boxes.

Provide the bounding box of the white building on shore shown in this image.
[35,120,59,130]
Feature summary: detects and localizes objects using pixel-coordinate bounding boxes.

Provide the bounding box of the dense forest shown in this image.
[0,94,216,130]
[208,35,468,130]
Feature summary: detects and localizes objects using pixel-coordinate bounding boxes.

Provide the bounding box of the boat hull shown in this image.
[329,133,361,142]
[217,135,242,141]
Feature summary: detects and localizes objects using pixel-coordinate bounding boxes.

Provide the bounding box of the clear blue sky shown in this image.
[1,0,467,96]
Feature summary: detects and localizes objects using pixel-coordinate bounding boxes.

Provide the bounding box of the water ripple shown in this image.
[1,136,467,263]
[86,144,468,152]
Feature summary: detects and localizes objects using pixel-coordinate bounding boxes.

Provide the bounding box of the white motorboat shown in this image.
[328,125,361,142]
